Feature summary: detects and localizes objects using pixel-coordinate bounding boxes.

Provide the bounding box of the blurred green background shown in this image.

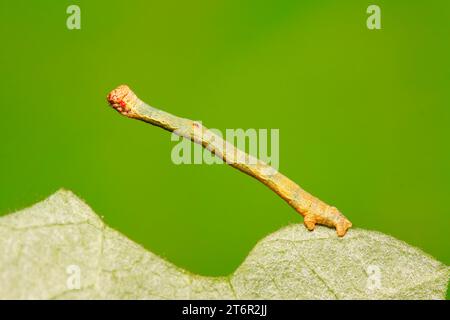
[1,0,449,296]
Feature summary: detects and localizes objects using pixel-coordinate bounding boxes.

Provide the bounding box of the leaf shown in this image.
[0,190,448,300]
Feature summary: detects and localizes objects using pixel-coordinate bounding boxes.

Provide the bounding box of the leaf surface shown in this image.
[0,190,448,299]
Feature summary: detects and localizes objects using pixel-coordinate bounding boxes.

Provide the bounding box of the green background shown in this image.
[1,0,449,297]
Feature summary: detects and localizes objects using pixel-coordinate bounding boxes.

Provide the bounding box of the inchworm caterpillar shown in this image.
[107,85,352,236]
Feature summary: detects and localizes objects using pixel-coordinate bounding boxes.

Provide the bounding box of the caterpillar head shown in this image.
[107,85,138,116]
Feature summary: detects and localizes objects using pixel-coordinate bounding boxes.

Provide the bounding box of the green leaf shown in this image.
[0,190,448,299]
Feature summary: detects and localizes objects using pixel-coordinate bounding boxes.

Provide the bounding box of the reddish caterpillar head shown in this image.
[107,85,137,116]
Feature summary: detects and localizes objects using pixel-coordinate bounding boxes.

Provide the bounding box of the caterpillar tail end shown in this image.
[303,210,352,237]
[335,218,352,237]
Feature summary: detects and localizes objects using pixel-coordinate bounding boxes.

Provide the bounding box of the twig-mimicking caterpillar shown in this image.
[107,85,352,236]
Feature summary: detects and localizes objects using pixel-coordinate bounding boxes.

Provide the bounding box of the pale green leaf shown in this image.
[0,190,448,299]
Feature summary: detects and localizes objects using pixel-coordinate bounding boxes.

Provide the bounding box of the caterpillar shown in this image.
[107,85,352,236]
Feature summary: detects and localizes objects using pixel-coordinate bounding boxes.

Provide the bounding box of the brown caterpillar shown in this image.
[107,85,352,236]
